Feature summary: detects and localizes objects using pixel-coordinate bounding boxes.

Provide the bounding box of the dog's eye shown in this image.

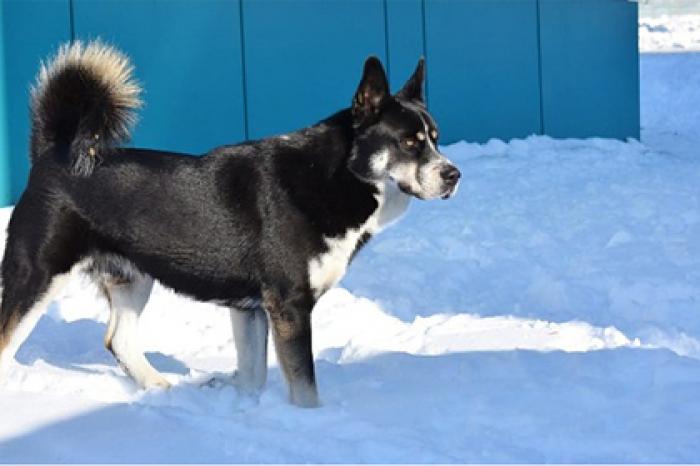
[430,129,439,141]
[402,138,416,149]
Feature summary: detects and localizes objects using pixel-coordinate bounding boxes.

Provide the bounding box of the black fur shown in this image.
[0,43,459,406]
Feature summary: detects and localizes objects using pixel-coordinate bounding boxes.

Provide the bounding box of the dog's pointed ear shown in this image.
[396,57,425,103]
[352,56,389,126]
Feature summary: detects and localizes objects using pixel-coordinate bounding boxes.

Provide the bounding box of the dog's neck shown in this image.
[270,109,395,238]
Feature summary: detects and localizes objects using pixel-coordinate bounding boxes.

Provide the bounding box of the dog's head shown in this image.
[348,57,460,200]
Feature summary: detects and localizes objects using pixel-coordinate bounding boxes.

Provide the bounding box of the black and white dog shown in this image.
[0,42,459,407]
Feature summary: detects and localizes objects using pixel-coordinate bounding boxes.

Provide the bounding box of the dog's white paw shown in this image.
[231,369,265,395]
[138,372,172,390]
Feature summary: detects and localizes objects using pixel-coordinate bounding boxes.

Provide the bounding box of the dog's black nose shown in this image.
[440,165,461,184]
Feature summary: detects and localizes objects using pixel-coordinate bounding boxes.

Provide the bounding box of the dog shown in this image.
[0,41,460,407]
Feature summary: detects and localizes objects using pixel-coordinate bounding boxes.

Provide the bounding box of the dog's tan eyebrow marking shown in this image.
[416,132,426,141]
[430,129,438,140]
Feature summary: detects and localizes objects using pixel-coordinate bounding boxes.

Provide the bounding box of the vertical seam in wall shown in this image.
[69,0,75,42]
[238,0,250,141]
[535,0,544,135]
[421,0,429,106]
[383,0,391,82]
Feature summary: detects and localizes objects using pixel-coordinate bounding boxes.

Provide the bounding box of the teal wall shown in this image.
[0,0,639,207]
[0,1,8,204]
[539,0,640,138]
[1,0,70,206]
[426,0,543,142]
[73,0,247,152]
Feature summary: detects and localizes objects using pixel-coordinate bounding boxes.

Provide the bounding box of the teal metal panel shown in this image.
[242,0,386,139]
[74,0,246,154]
[0,0,9,206]
[385,0,424,93]
[1,0,70,206]
[539,0,640,139]
[424,0,542,144]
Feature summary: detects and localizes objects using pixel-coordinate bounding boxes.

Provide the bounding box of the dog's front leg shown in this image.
[262,287,319,408]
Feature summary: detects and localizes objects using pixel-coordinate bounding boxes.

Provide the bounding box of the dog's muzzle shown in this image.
[439,164,461,199]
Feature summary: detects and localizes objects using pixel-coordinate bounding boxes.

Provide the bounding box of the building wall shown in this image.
[0,0,8,204]
[0,0,639,206]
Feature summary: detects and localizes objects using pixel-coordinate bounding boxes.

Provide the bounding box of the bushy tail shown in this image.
[30,40,141,176]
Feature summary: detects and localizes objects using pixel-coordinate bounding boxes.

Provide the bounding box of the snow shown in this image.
[1,15,700,463]
[639,13,700,53]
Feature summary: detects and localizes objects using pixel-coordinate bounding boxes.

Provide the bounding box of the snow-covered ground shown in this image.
[640,13,700,52]
[1,15,699,464]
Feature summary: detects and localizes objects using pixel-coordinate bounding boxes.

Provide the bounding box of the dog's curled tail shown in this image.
[30,40,141,176]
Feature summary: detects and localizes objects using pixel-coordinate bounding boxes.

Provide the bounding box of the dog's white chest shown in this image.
[307,182,410,298]
[308,229,367,298]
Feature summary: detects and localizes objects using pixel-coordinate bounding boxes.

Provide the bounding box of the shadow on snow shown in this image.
[1,347,700,463]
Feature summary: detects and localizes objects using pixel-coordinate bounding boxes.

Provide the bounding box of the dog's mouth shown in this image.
[397,182,427,200]
[440,182,459,200]
[396,182,458,201]
[397,182,414,196]
[396,182,420,199]
[394,179,458,201]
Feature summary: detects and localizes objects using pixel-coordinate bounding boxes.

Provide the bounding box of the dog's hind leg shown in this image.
[102,273,170,389]
[0,272,70,376]
[230,302,269,394]
[0,202,83,377]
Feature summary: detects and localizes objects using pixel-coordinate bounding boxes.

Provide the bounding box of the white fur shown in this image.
[308,229,367,299]
[377,180,411,228]
[388,161,422,196]
[370,149,389,176]
[418,153,451,197]
[105,275,170,389]
[0,274,69,376]
[230,306,269,393]
[308,181,410,298]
